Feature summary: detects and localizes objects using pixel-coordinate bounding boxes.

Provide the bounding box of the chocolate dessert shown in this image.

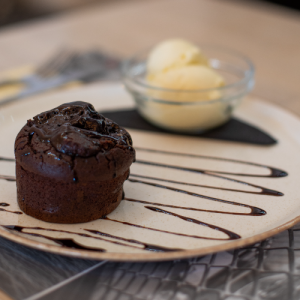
[15,101,135,223]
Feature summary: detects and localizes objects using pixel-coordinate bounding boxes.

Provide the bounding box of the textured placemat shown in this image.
[29,224,300,300]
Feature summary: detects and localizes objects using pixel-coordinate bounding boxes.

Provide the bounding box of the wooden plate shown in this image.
[0,83,299,261]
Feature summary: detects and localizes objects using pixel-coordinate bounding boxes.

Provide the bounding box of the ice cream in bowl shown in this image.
[122,39,255,133]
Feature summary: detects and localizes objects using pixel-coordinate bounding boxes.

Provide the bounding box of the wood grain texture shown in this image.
[0,0,299,113]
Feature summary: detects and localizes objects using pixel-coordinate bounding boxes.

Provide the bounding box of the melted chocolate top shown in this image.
[27,101,133,157]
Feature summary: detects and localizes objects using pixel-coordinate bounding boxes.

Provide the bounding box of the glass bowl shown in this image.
[122,45,255,133]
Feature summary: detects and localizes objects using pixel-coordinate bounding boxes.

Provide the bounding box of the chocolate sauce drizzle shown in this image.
[4,226,105,251]
[135,147,288,178]
[129,174,283,196]
[0,208,22,214]
[124,197,264,216]
[0,202,21,215]
[145,206,240,239]
[104,214,240,241]
[4,225,173,252]
[0,175,16,182]
[127,180,266,216]
[0,157,15,162]
[86,229,182,252]
[0,203,22,214]
[31,235,105,252]
[0,147,288,252]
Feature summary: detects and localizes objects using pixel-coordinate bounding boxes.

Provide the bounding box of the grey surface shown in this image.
[17,223,299,300]
[0,236,98,300]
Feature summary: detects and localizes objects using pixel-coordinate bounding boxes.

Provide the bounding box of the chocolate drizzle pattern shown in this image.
[145,206,240,240]
[0,202,22,215]
[5,226,105,252]
[4,225,177,252]
[124,197,264,216]
[86,229,183,252]
[129,174,283,196]
[0,208,22,215]
[0,147,288,253]
[127,178,267,216]
[103,213,240,241]
[0,157,15,162]
[0,175,16,182]
[135,147,288,178]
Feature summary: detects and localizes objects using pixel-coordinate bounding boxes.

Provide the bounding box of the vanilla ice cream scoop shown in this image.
[150,65,225,102]
[147,38,225,101]
[147,39,209,77]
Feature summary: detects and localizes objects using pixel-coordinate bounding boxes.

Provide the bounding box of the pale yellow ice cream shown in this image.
[147,39,225,102]
[147,39,209,77]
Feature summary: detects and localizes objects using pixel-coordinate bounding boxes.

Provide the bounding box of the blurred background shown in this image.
[0,0,299,28]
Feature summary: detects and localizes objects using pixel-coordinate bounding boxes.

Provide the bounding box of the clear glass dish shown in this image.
[122,45,255,133]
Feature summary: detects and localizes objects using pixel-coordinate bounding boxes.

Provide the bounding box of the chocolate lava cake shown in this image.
[15,101,135,223]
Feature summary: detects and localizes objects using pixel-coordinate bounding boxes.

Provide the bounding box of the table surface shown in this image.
[0,0,300,115]
[0,0,299,299]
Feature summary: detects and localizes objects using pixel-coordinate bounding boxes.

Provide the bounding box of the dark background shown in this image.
[262,0,300,10]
